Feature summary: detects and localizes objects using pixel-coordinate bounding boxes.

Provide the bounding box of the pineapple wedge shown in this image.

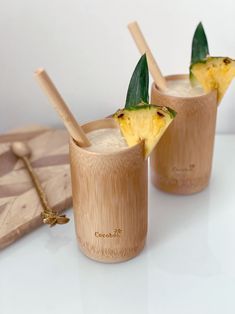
[190,57,235,103]
[113,104,176,157]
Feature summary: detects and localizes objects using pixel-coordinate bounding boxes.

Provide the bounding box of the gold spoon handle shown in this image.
[22,156,49,210]
[21,156,69,227]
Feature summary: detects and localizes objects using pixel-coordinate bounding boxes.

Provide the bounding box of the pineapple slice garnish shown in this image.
[113,104,176,158]
[190,57,235,103]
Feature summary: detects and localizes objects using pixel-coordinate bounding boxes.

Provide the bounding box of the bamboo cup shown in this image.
[150,74,217,195]
[70,118,148,263]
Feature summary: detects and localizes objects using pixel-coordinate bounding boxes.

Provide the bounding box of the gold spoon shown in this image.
[11,141,70,227]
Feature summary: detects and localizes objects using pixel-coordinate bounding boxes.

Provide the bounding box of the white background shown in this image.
[0,0,235,133]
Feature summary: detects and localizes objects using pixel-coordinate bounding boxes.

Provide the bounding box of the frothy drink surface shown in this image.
[164,78,205,97]
[85,128,128,153]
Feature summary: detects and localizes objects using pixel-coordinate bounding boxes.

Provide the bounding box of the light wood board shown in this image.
[0,125,72,249]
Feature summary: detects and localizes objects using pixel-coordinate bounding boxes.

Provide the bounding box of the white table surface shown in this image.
[1,134,235,314]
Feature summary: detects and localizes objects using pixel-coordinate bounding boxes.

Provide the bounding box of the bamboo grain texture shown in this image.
[0,125,72,249]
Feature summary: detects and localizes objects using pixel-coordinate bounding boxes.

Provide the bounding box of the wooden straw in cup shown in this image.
[34,69,91,147]
[128,21,167,91]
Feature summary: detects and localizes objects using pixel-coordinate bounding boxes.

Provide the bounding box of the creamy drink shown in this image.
[164,78,205,97]
[85,128,128,153]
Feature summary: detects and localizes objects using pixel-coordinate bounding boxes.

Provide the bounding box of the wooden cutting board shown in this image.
[0,125,72,249]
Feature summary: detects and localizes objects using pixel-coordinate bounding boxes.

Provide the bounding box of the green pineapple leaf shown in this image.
[191,22,209,65]
[125,54,149,108]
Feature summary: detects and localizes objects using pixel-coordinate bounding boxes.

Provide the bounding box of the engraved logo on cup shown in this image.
[172,164,195,173]
[95,229,122,238]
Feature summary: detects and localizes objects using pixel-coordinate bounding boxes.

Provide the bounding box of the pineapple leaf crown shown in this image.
[191,22,209,65]
[125,54,149,108]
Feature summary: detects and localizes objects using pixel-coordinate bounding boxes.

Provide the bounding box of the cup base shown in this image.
[77,238,146,263]
[151,172,210,195]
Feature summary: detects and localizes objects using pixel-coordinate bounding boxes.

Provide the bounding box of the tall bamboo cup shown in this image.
[151,74,217,195]
[70,118,148,263]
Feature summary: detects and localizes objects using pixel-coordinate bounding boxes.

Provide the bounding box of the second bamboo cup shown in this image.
[70,118,148,263]
[151,74,218,195]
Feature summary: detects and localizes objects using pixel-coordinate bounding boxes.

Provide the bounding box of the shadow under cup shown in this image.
[151,74,218,195]
[69,118,148,263]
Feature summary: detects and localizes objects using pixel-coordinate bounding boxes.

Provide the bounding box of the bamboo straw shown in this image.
[128,21,167,91]
[34,69,91,147]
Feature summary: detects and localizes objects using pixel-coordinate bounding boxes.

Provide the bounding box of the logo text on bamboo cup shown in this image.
[172,164,195,173]
[95,229,122,238]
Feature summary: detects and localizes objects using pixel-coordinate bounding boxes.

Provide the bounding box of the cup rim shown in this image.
[70,118,144,157]
[152,74,217,101]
